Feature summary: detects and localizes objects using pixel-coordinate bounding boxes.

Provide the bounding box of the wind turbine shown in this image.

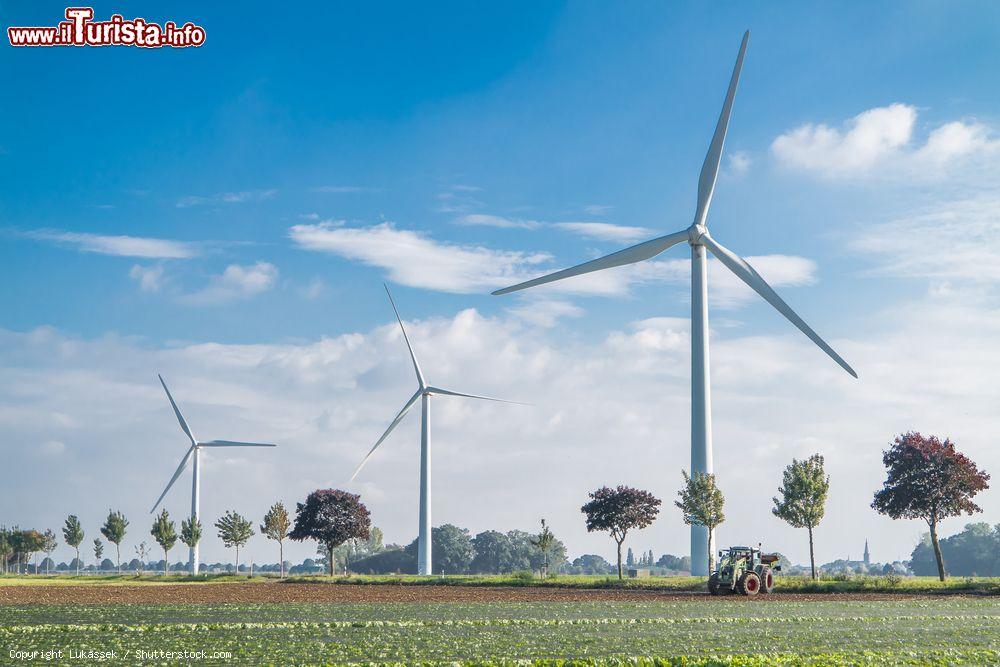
[492,31,857,575]
[351,285,522,575]
[150,374,277,575]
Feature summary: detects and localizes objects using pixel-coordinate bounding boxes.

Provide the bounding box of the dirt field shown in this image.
[0,582,948,605]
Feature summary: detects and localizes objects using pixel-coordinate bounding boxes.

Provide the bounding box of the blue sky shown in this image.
[2,2,998,566]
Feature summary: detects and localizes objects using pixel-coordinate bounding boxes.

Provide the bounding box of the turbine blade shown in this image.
[351,389,422,481]
[491,230,689,295]
[384,284,426,388]
[199,440,277,447]
[158,374,195,444]
[426,386,528,405]
[694,30,750,226]
[701,234,858,378]
[150,446,194,513]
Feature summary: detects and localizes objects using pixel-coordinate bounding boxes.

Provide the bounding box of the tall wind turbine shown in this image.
[492,31,857,575]
[150,374,277,574]
[351,285,521,575]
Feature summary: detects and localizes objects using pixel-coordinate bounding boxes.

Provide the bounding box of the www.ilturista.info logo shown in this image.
[7,7,205,48]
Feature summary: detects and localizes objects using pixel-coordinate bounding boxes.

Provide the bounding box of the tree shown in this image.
[93,539,103,569]
[215,511,254,573]
[675,470,725,576]
[260,502,291,577]
[290,490,371,577]
[150,510,178,575]
[471,530,513,574]
[910,523,1000,577]
[100,510,129,574]
[772,454,830,580]
[13,529,46,574]
[581,485,662,580]
[133,542,151,573]
[404,524,474,574]
[530,519,556,578]
[626,547,635,567]
[62,516,85,575]
[180,517,202,573]
[872,432,990,581]
[41,530,58,574]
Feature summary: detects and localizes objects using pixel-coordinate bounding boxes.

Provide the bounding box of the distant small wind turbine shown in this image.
[150,375,277,575]
[351,285,523,575]
[492,31,857,575]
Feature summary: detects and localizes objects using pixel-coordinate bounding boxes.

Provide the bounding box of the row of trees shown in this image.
[579,432,989,582]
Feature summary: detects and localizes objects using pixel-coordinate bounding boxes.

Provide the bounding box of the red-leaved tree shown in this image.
[872,432,989,581]
[289,489,371,576]
[581,485,661,580]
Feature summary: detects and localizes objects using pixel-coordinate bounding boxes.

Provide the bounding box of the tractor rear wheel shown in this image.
[708,573,721,595]
[761,567,775,593]
[738,571,761,596]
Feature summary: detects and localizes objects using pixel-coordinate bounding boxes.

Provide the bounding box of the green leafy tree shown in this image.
[260,502,291,577]
[530,519,556,578]
[0,527,12,574]
[180,516,202,569]
[582,485,662,580]
[675,470,725,577]
[215,511,254,572]
[403,524,474,574]
[100,510,129,574]
[41,529,58,574]
[12,529,46,574]
[872,432,990,581]
[772,454,830,580]
[470,530,513,574]
[93,539,104,569]
[62,516,85,575]
[150,509,178,575]
[290,490,371,576]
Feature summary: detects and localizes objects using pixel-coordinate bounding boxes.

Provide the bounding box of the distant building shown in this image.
[863,540,870,567]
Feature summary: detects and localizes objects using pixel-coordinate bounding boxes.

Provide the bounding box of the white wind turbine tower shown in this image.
[150,374,277,575]
[493,31,857,575]
[351,285,522,575]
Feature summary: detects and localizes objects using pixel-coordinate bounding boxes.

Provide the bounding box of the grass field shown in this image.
[1,577,998,665]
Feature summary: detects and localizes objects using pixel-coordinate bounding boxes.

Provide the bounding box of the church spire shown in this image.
[863,539,870,566]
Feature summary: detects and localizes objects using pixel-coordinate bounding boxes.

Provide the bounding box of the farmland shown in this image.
[1,579,998,665]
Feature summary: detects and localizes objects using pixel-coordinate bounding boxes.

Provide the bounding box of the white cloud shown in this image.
[182,262,278,305]
[553,222,654,243]
[582,204,614,215]
[850,196,1000,283]
[457,214,539,229]
[25,230,195,259]
[4,291,996,567]
[289,222,550,294]
[771,103,999,179]
[129,264,165,292]
[507,299,584,328]
[176,189,276,208]
[727,151,751,177]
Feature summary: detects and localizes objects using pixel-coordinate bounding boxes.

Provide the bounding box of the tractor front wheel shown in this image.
[738,571,761,596]
[761,568,775,594]
[708,573,721,596]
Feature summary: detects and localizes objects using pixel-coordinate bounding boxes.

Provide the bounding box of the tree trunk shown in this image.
[707,528,714,578]
[163,549,169,576]
[279,540,284,578]
[235,546,240,574]
[116,545,121,574]
[929,519,946,581]
[616,540,624,580]
[808,524,816,581]
[76,548,80,575]
[328,545,335,577]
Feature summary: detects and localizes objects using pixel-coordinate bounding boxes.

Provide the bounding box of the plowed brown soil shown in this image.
[0,583,941,605]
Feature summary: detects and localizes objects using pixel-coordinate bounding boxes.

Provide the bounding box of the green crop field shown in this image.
[2,597,998,665]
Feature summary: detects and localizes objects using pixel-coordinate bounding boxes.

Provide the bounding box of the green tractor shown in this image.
[708,545,781,596]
